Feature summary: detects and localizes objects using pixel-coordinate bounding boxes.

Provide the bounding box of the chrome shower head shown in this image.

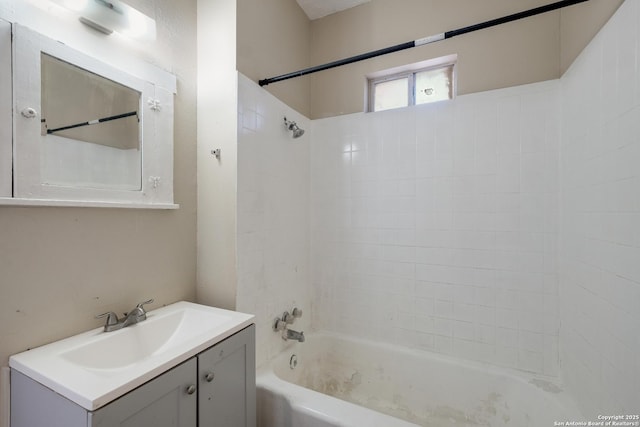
[284,117,305,139]
[292,126,305,139]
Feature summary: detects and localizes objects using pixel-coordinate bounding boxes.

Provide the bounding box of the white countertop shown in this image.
[9,301,254,411]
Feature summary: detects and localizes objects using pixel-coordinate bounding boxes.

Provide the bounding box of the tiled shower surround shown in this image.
[560,0,640,416]
[311,80,561,376]
[236,74,312,364]
[237,0,640,417]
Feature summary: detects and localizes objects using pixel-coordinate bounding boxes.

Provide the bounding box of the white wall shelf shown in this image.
[0,198,179,209]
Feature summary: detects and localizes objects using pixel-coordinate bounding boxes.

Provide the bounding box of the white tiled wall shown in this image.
[235,0,640,414]
[310,80,561,375]
[236,73,311,366]
[560,0,640,416]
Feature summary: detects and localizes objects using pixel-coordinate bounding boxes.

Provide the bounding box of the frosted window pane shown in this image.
[415,65,453,105]
[374,78,408,112]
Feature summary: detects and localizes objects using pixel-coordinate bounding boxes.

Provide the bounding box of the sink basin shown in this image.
[10,301,254,410]
[61,308,230,370]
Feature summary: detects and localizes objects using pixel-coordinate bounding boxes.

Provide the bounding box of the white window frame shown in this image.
[367,54,457,113]
[368,72,413,112]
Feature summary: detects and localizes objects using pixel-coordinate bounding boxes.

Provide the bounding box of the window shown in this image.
[368,56,456,112]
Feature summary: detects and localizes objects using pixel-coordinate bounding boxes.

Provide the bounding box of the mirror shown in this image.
[41,53,141,150]
[7,24,177,207]
[39,53,142,191]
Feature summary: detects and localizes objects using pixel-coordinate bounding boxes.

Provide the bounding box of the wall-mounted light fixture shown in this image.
[49,0,156,40]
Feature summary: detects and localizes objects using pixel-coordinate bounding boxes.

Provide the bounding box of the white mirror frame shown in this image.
[2,24,176,209]
[0,19,11,198]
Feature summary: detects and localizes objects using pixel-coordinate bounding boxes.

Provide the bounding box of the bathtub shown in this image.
[257,332,584,427]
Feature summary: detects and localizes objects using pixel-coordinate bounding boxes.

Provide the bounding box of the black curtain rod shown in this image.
[259,0,589,87]
[46,111,138,134]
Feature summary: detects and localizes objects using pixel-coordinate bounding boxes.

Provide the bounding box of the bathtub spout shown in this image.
[284,328,305,342]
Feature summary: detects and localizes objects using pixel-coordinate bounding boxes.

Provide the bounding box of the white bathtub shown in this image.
[257,332,584,427]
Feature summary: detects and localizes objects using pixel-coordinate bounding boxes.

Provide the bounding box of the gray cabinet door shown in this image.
[11,370,88,427]
[90,358,197,427]
[198,325,256,427]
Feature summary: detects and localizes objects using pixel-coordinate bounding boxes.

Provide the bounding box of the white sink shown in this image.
[10,301,254,410]
[60,307,231,370]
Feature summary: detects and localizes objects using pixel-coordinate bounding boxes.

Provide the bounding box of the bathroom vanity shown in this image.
[9,302,256,427]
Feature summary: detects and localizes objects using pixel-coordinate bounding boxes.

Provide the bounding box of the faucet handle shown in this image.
[96,311,119,326]
[282,311,294,324]
[292,307,303,318]
[136,299,154,312]
[273,318,287,331]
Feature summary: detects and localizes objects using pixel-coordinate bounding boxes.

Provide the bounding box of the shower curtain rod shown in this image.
[259,0,589,87]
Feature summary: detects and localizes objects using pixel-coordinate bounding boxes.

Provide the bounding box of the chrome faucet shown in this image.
[285,329,305,342]
[96,299,154,332]
[273,307,305,342]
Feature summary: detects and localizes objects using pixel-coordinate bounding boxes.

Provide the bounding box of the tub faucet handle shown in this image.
[273,318,287,331]
[282,311,294,324]
[292,307,303,318]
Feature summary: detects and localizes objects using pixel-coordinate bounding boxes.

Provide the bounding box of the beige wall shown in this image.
[0,0,197,370]
[236,0,624,120]
[309,0,564,118]
[199,0,311,312]
[560,0,624,73]
[236,0,311,117]
[196,0,238,310]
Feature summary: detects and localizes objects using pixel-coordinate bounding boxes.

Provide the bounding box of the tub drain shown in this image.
[289,354,298,370]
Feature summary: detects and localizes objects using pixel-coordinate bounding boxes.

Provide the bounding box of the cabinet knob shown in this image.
[186,385,196,395]
[205,372,214,382]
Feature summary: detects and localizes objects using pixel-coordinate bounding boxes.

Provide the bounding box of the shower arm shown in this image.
[259,0,590,87]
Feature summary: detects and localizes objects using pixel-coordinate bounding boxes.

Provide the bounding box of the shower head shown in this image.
[284,117,305,139]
